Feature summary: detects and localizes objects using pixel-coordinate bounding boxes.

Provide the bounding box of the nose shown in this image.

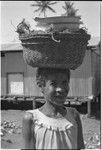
[56,87,63,95]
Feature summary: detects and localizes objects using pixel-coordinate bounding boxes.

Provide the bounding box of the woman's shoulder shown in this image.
[66,107,79,119]
[23,109,38,122]
[23,111,33,123]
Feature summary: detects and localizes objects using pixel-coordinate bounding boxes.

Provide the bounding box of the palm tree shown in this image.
[62,1,78,17]
[31,1,57,17]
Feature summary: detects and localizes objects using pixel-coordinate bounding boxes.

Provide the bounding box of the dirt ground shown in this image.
[1,109,101,149]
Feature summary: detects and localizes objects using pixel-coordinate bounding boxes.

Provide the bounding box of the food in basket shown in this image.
[16,18,90,70]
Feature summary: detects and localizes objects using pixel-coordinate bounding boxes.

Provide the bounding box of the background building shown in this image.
[1,37,101,99]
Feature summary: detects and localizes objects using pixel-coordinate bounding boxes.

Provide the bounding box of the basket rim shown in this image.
[19,32,90,41]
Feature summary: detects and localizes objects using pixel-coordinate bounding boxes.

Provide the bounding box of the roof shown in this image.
[87,37,101,56]
[1,37,100,52]
[88,36,100,46]
[1,43,23,51]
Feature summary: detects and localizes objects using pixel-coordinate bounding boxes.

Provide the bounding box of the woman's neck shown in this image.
[40,100,66,117]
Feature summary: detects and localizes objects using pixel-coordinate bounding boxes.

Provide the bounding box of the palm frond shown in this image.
[65,1,74,7]
[35,1,42,5]
[41,6,47,12]
[31,1,42,6]
[33,7,42,13]
[48,2,58,5]
[62,1,78,17]
[62,6,66,10]
[31,4,42,7]
[47,6,56,13]
[30,0,57,17]
[69,8,78,16]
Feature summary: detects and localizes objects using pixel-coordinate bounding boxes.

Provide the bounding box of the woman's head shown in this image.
[36,67,70,87]
[36,68,70,106]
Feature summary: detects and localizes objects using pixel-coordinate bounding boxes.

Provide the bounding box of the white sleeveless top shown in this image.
[27,108,78,149]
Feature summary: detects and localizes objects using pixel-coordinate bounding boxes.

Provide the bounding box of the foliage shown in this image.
[31,1,57,17]
[84,133,101,149]
[16,18,30,35]
[62,1,79,17]
[1,120,22,136]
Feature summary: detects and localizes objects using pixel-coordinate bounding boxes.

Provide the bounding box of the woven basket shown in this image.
[19,32,90,70]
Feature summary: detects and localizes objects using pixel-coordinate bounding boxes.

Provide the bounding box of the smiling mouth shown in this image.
[54,95,63,98]
[54,96,65,102]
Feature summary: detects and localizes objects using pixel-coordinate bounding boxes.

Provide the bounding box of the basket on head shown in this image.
[19,30,90,70]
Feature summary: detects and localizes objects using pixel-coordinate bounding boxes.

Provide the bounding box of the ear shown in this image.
[41,86,45,94]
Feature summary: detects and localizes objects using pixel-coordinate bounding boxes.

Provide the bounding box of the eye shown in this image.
[62,80,68,86]
[50,81,57,87]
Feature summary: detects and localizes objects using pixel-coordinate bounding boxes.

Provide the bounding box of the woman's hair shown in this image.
[36,67,70,87]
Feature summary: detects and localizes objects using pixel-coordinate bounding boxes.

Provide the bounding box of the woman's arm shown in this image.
[22,112,36,149]
[75,110,85,149]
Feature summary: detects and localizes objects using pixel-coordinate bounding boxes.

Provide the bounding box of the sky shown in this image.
[0,1,101,43]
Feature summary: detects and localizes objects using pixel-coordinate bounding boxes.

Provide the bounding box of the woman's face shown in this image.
[43,72,70,106]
